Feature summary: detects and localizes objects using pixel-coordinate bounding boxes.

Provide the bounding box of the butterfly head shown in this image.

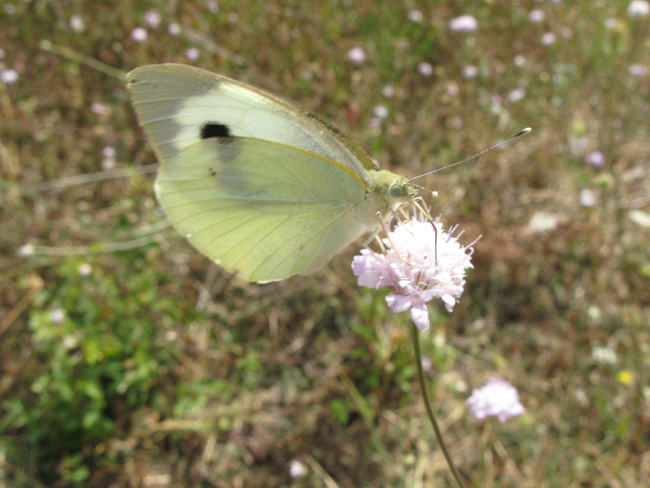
[369,170,420,211]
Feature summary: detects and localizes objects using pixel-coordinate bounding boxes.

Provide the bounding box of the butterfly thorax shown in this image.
[367,169,418,212]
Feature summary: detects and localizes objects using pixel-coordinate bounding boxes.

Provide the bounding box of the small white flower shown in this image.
[348,47,366,65]
[585,151,605,168]
[449,15,478,32]
[466,378,525,423]
[513,55,526,67]
[580,189,597,207]
[604,17,617,29]
[408,10,423,23]
[289,460,307,478]
[373,105,389,119]
[144,10,161,28]
[352,213,477,331]
[569,136,589,153]
[91,101,109,115]
[381,85,395,98]
[421,356,433,372]
[508,88,526,102]
[462,65,479,79]
[592,346,618,365]
[367,117,382,129]
[69,14,85,32]
[185,47,200,60]
[18,243,35,256]
[541,32,556,45]
[207,1,219,13]
[528,212,558,232]
[51,309,65,324]
[628,0,650,17]
[131,27,148,42]
[168,23,181,36]
[528,9,545,23]
[102,146,116,159]
[628,64,647,77]
[418,62,433,76]
[78,263,92,276]
[1,68,19,84]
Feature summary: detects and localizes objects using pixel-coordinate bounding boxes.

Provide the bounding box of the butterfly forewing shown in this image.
[127,64,376,179]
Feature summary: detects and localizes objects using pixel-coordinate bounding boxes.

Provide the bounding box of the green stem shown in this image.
[412,322,466,488]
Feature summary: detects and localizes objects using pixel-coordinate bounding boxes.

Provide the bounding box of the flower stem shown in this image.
[412,322,466,488]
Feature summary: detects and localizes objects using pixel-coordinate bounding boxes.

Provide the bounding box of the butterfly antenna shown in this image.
[409,127,531,183]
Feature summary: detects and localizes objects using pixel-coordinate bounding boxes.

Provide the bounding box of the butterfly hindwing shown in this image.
[155,137,375,282]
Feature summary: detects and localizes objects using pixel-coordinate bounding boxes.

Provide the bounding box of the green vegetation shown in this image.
[1,1,649,486]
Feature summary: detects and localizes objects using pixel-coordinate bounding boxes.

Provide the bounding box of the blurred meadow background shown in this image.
[1,0,650,486]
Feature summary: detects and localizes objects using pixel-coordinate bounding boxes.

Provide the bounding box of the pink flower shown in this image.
[417,62,433,76]
[131,27,148,42]
[466,378,525,423]
[528,9,545,23]
[628,0,650,17]
[449,15,478,32]
[462,65,479,79]
[585,151,605,168]
[348,47,366,65]
[580,189,597,207]
[352,213,477,331]
[1,68,19,84]
[541,32,556,45]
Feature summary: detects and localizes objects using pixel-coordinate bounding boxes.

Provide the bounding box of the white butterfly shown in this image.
[127,64,418,282]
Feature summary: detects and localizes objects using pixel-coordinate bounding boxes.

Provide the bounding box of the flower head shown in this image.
[585,151,605,168]
[466,378,525,423]
[628,0,650,17]
[348,47,366,65]
[1,68,19,84]
[449,15,478,32]
[131,27,148,42]
[352,213,477,331]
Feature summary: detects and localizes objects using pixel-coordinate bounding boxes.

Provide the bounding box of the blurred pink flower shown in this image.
[352,213,477,331]
[186,47,200,60]
[144,10,161,27]
[168,23,181,36]
[408,10,423,23]
[373,105,389,119]
[1,68,19,84]
[348,47,366,65]
[580,189,597,207]
[629,64,648,77]
[466,378,525,423]
[628,0,650,17]
[585,151,605,168]
[449,15,478,32]
[508,88,526,102]
[418,62,433,76]
[51,309,65,324]
[528,9,545,22]
[541,32,556,45]
[462,65,479,79]
[69,14,85,32]
[131,27,148,42]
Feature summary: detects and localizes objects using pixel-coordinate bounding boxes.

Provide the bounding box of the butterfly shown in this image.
[127,64,419,283]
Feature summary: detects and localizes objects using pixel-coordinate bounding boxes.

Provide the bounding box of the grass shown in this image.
[1,0,650,486]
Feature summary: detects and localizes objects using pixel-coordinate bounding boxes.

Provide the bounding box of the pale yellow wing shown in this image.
[126,64,378,176]
[155,137,379,282]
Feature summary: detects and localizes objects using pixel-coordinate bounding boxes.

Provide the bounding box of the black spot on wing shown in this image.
[200,122,232,139]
